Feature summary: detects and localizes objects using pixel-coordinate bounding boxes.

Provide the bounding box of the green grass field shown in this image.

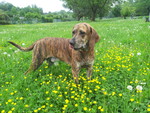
[0,19,150,113]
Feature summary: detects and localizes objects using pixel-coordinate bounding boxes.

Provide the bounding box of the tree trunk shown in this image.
[149,11,150,21]
[91,12,96,21]
[77,16,82,21]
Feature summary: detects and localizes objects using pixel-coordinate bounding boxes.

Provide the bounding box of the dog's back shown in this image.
[34,37,72,64]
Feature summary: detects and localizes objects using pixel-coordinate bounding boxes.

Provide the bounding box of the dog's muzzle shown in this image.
[69,38,77,50]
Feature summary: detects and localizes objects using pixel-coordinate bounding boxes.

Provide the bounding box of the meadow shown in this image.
[0,19,150,113]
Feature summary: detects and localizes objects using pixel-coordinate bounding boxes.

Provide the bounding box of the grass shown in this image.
[0,19,150,113]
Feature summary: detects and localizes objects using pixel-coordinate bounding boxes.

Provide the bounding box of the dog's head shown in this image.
[69,23,100,51]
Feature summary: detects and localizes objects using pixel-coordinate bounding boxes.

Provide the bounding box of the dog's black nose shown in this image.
[69,39,75,46]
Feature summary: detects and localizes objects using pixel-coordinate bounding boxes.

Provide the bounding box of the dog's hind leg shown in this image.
[24,50,45,75]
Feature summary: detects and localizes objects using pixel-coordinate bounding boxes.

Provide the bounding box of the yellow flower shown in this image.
[11,102,16,105]
[136,90,142,93]
[41,105,46,108]
[75,104,78,107]
[11,108,15,111]
[58,95,62,97]
[101,108,104,112]
[102,77,106,80]
[57,86,60,90]
[50,104,53,107]
[74,97,78,100]
[65,99,69,104]
[93,101,97,104]
[83,107,87,111]
[46,97,50,100]
[25,104,29,107]
[45,66,48,68]
[5,89,8,91]
[10,92,14,95]
[8,111,12,113]
[112,92,116,96]
[119,93,123,96]
[34,109,38,112]
[148,105,150,107]
[59,75,62,78]
[96,85,100,89]
[20,97,24,100]
[45,91,49,94]
[1,110,5,113]
[71,96,74,98]
[8,99,12,102]
[130,98,134,102]
[62,105,68,110]
[71,91,75,93]
[89,90,92,93]
[98,106,102,109]
[52,90,58,94]
[147,108,150,111]
[103,91,107,95]
[38,108,41,110]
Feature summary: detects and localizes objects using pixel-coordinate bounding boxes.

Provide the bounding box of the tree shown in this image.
[62,0,86,21]
[0,1,73,24]
[0,2,13,11]
[0,9,10,24]
[112,5,121,17]
[121,1,136,19]
[135,0,150,16]
[61,0,116,21]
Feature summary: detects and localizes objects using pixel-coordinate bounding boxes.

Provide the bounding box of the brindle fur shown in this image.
[8,23,100,83]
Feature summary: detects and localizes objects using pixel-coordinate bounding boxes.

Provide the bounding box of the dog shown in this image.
[8,23,100,83]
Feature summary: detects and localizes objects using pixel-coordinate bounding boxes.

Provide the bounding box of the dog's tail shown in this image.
[8,41,34,52]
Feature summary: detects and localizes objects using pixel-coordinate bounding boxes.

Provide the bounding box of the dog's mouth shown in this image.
[69,44,74,49]
[69,44,87,51]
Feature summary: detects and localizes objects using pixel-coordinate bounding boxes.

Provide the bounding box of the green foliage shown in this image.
[0,2,73,24]
[61,0,115,21]
[112,5,121,17]
[0,9,10,24]
[135,0,150,16]
[121,1,136,19]
[0,19,150,112]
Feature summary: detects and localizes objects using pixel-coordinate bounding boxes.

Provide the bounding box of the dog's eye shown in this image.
[72,31,75,35]
[80,31,85,35]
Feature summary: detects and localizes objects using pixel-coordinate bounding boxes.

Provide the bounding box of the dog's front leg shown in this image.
[72,65,80,84]
[86,65,93,80]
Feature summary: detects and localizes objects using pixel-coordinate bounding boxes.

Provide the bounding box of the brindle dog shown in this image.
[8,23,100,83]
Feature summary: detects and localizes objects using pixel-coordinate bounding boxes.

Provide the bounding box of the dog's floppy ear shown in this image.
[90,27,100,43]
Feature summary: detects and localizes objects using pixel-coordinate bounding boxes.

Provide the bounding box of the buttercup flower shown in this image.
[130,98,134,102]
[83,107,87,111]
[119,93,123,96]
[147,108,150,111]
